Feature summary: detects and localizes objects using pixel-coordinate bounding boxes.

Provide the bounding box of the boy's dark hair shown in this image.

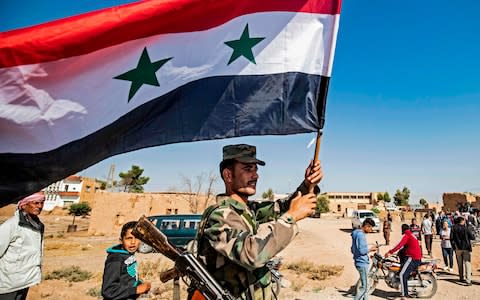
[401,224,410,234]
[362,218,375,227]
[219,159,236,180]
[120,221,138,239]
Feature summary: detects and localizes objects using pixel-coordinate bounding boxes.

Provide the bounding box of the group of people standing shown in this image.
[353,209,478,300]
[382,210,477,286]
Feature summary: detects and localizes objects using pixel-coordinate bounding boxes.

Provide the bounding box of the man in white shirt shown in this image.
[421,214,433,257]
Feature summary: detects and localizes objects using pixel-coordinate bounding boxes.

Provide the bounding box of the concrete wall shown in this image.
[88,191,213,236]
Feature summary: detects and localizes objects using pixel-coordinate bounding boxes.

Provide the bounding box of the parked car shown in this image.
[146,214,202,249]
[384,202,398,211]
[351,210,380,232]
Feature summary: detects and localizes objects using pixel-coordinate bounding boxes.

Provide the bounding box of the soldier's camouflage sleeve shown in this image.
[204,202,298,271]
[252,181,321,223]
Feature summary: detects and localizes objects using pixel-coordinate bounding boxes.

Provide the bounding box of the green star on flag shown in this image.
[114,47,172,102]
[224,24,265,65]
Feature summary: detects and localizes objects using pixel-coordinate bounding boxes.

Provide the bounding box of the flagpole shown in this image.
[308,73,330,193]
[312,130,322,165]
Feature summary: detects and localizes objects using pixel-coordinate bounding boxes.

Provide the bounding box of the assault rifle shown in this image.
[132,215,235,300]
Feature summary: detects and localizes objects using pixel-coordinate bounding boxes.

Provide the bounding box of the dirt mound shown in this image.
[44,206,70,216]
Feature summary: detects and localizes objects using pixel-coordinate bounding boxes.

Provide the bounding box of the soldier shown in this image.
[194,144,322,300]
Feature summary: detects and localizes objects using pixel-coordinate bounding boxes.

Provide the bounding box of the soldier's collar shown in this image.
[216,194,248,212]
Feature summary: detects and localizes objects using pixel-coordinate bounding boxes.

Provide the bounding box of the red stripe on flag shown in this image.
[0,0,341,67]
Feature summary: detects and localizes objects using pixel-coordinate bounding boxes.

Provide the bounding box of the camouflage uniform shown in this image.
[196,182,317,300]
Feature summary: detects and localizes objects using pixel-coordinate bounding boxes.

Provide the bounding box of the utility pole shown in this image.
[106,164,115,191]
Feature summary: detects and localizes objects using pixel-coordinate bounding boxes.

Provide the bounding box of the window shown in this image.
[64,184,69,192]
[160,220,180,230]
[183,220,200,229]
[337,204,341,212]
[166,209,172,215]
[85,185,91,192]
[359,212,375,218]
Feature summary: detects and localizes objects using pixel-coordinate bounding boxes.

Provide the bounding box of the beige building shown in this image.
[79,177,101,207]
[323,192,379,217]
[442,192,480,212]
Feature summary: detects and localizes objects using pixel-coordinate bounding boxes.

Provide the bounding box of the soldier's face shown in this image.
[230,162,259,196]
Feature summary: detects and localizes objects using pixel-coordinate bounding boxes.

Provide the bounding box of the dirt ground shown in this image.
[2,214,479,300]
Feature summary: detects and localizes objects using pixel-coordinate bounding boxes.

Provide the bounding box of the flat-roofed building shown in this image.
[323,192,380,217]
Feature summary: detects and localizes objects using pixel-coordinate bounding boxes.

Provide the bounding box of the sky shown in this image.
[1,0,479,204]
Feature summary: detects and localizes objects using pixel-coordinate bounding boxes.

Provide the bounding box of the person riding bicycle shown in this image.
[385,224,422,300]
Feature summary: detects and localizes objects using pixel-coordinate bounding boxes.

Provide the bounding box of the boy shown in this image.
[102,221,151,300]
[410,218,422,242]
[351,218,377,300]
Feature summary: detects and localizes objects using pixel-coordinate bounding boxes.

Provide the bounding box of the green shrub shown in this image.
[86,286,102,298]
[44,266,92,282]
[284,259,343,280]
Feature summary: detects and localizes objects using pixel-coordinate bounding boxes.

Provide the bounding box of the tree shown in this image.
[377,193,384,201]
[377,192,391,203]
[97,179,107,190]
[182,171,218,213]
[383,192,391,203]
[119,165,149,193]
[96,179,118,191]
[419,198,427,207]
[68,202,91,226]
[393,186,410,206]
[316,196,330,215]
[262,188,274,200]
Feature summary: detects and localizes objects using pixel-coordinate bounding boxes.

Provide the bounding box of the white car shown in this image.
[351,210,381,232]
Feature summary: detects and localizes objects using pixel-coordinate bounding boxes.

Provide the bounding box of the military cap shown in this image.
[222,144,265,166]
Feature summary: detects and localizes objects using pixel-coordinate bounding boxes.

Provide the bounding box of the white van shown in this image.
[351,210,380,232]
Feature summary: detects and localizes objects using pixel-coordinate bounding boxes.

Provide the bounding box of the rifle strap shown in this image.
[196,204,220,256]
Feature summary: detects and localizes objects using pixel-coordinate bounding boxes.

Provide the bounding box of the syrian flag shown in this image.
[0,0,342,204]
